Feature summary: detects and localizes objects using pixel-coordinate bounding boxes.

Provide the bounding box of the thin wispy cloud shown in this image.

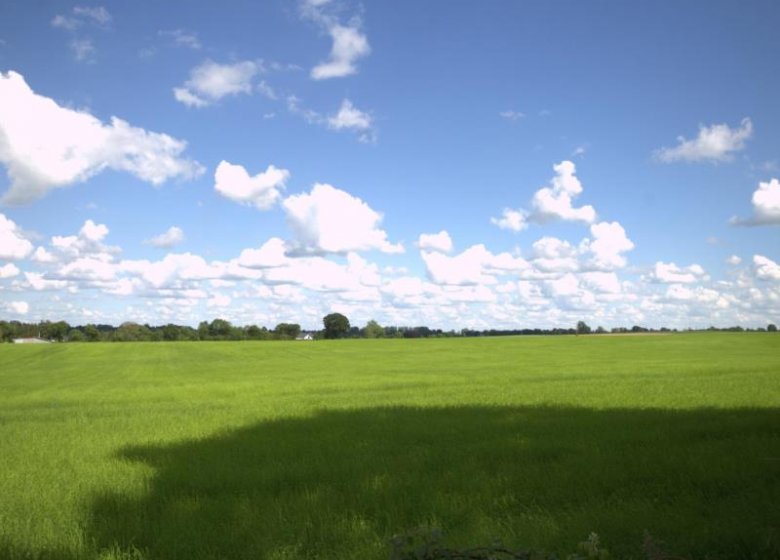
[302,0,371,80]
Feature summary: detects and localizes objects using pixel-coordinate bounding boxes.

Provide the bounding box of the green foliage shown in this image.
[208,318,232,339]
[364,319,384,338]
[274,322,301,340]
[84,324,101,342]
[113,322,153,342]
[576,321,592,335]
[323,312,350,339]
[769,323,778,332]
[67,328,85,342]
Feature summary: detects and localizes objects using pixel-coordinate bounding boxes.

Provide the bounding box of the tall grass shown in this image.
[0,333,778,559]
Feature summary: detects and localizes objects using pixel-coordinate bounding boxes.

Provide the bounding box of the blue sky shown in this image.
[0,0,779,330]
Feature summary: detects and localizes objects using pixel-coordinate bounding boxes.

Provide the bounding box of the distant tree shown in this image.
[769,323,778,332]
[84,324,101,342]
[208,319,232,339]
[576,321,591,335]
[363,320,384,338]
[0,321,12,342]
[274,323,301,340]
[246,325,265,340]
[197,321,210,340]
[162,324,181,341]
[228,326,245,340]
[179,326,199,341]
[323,313,350,339]
[595,326,606,334]
[50,321,70,341]
[67,329,85,342]
[114,322,153,342]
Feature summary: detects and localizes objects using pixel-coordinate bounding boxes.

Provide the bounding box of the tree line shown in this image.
[0,314,776,343]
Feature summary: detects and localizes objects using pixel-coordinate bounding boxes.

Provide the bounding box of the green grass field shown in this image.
[0,333,778,559]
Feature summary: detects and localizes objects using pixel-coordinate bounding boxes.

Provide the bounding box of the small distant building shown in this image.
[12,337,51,344]
[295,333,314,341]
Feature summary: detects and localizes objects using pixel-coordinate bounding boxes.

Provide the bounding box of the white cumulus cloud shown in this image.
[491,208,528,232]
[754,255,780,281]
[0,213,34,259]
[421,244,527,286]
[173,60,259,107]
[7,301,29,315]
[213,160,289,210]
[145,226,184,249]
[581,221,635,270]
[417,230,453,253]
[530,160,596,224]
[237,238,289,269]
[645,261,708,284]
[0,262,20,278]
[655,118,752,163]
[731,178,780,226]
[50,219,116,259]
[283,183,403,255]
[0,71,203,204]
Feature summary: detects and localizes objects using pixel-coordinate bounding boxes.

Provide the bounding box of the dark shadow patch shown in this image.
[87,406,780,559]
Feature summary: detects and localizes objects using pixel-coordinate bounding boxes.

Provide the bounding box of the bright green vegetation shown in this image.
[0,333,778,559]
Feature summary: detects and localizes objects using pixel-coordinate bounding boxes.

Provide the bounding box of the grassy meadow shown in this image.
[0,333,778,559]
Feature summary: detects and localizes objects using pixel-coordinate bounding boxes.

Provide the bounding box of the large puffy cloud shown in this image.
[530,161,596,224]
[173,60,259,107]
[527,222,634,275]
[50,219,116,259]
[645,261,708,284]
[120,253,222,289]
[283,183,403,255]
[580,221,635,270]
[264,252,381,297]
[237,238,288,269]
[58,255,116,281]
[0,71,203,204]
[214,161,289,210]
[421,244,528,286]
[0,213,34,259]
[6,301,29,315]
[655,118,752,163]
[731,178,780,226]
[0,262,20,278]
[493,161,596,231]
[754,255,780,281]
[24,272,69,291]
[417,230,453,253]
[530,237,579,273]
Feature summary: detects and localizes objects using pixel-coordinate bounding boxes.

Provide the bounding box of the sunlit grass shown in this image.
[0,333,778,559]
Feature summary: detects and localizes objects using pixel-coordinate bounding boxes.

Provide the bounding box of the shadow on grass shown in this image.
[86,406,779,560]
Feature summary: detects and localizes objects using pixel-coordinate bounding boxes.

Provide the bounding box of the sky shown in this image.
[0,0,779,331]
